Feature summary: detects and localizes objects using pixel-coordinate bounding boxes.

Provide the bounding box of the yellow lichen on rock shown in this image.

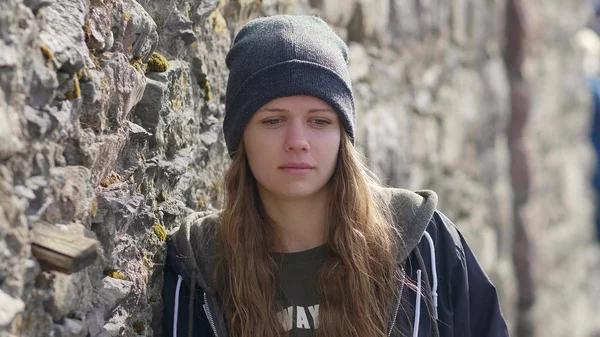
[65,77,81,100]
[152,224,167,242]
[129,57,145,73]
[104,270,126,280]
[200,79,212,101]
[40,44,54,60]
[91,198,98,217]
[146,52,169,73]
[100,172,123,187]
[40,44,54,68]
[209,9,227,35]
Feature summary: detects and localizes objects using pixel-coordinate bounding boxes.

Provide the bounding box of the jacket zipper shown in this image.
[203,292,220,337]
[388,267,405,337]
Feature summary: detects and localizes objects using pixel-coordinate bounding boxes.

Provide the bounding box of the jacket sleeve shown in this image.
[163,241,216,337]
[430,211,510,337]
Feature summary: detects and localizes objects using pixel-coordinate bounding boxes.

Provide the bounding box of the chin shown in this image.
[260,181,328,200]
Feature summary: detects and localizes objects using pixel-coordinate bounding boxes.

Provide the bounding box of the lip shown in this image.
[279,162,314,169]
[279,162,315,175]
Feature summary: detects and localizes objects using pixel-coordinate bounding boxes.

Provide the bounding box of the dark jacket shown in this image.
[162,189,509,337]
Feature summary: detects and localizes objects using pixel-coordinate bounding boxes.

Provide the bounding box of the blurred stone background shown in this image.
[1,0,599,336]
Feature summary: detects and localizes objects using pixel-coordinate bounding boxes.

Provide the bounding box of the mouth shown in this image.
[279,163,315,174]
[279,162,314,169]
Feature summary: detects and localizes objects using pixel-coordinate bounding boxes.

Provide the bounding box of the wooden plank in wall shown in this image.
[31,225,98,274]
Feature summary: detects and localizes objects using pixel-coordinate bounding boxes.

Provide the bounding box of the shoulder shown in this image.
[170,211,221,244]
[425,211,464,252]
[382,187,439,262]
[404,210,468,285]
[166,211,222,293]
[417,210,467,268]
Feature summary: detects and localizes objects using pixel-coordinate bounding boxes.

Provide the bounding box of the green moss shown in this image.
[132,321,145,335]
[200,79,212,101]
[104,270,125,280]
[153,224,167,242]
[149,295,157,303]
[65,77,81,100]
[146,52,169,73]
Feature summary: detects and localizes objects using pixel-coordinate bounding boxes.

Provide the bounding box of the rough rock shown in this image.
[94,277,133,317]
[38,0,88,73]
[0,290,24,328]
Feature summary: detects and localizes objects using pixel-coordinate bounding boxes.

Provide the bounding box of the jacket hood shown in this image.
[169,188,438,294]
[386,188,438,262]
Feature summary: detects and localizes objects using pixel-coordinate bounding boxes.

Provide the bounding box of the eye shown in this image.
[312,119,332,126]
[262,118,282,126]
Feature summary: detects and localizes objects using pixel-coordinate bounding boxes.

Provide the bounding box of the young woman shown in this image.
[162,15,509,337]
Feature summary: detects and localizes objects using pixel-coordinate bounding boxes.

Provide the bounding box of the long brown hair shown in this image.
[214,132,401,337]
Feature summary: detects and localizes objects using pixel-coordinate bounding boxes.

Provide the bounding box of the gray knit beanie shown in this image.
[223,14,356,157]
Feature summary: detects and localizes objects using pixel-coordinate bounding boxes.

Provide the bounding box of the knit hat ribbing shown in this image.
[223,15,356,157]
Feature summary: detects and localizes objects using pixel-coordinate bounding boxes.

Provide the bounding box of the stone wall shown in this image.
[523,0,600,336]
[0,0,597,336]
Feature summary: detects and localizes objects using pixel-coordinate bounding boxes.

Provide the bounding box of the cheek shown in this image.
[246,135,274,159]
[316,133,341,169]
[243,133,275,176]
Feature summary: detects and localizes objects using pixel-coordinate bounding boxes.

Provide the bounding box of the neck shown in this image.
[258,186,330,253]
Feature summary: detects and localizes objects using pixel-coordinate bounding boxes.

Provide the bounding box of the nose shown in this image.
[284,120,310,152]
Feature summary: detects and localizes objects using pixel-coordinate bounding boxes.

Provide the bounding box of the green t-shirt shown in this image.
[272,244,328,337]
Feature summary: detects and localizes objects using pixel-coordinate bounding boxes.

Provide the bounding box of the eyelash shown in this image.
[261,118,332,126]
[263,119,281,125]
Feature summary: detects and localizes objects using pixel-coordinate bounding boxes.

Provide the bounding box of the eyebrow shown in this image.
[257,108,335,113]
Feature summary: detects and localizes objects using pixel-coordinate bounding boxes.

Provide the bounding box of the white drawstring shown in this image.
[413,269,422,337]
[174,275,183,337]
[422,231,438,318]
[412,231,439,336]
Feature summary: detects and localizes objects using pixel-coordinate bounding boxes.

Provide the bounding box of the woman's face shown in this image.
[243,95,341,200]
